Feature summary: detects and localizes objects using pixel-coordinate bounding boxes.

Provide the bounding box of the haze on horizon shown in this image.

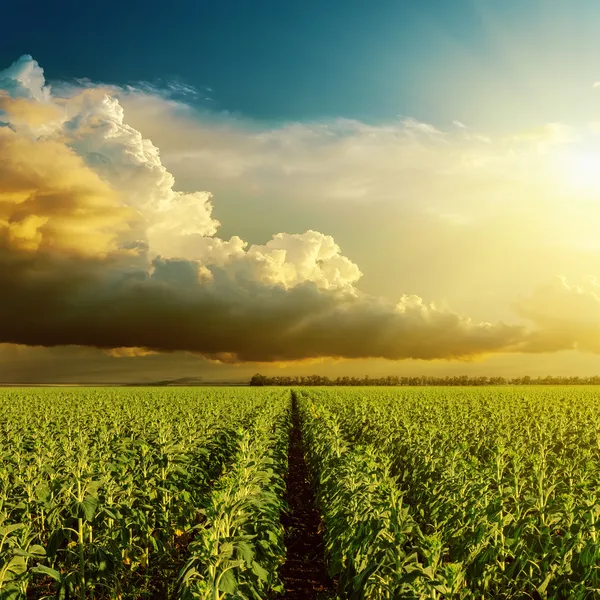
[3,0,600,383]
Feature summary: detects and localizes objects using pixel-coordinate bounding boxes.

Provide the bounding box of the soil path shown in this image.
[279,392,336,599]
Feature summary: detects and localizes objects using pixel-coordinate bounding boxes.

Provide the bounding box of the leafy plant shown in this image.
[179,401,290,599]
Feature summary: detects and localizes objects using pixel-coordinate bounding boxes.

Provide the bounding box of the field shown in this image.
[2,387,600,599]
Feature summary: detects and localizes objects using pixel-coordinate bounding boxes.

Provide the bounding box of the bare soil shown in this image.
[279,395,336,599]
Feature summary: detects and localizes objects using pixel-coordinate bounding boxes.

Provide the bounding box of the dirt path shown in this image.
[279,392,336,599]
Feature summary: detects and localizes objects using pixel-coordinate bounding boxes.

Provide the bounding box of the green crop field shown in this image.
[2,386,600,599]
[0,388,289,600]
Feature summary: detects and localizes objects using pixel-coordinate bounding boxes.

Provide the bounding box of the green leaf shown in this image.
[251,560,269,582]
[31,564,62,582]
[218,568,238,594]
[237,541,255,566]
[4,555,27,577]
[13,544,46,559]
[219,542,234,560]
[28,544,46,557]
[536,573,552,596]
[0,523,23,537]
[35,483,51,503]
[0,584,21,600]
[82,494,99,522]
[102,507,118,520]
[86,480,103,497]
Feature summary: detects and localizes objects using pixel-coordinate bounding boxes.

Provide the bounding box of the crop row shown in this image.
[180,396,289,599]
[0,388,289,599]
[298,386,600,599]
[297,390,461,599]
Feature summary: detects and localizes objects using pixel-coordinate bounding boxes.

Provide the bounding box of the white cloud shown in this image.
[118,90,582,228]
[0,54,529,361]
[0,55,50,102]
[0,56,361,292]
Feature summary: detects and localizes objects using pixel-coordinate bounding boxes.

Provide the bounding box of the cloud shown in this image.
[0,115,131,256]
[515,276,600,354]
[0,93,62,132]
[0,54,530,363]
[506,122,576,146]
[0,55,50,102]
[0,344,217,383]
[0,249,524,362]
[117,89,581,228]
[122,86,600,323]
[106,347,158,358]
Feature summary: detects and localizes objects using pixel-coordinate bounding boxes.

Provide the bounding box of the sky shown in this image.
[3,1,600,381]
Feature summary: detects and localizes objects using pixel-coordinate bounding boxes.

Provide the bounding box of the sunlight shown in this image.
[561,146,600,194]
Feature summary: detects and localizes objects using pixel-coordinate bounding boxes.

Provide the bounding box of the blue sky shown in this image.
[6,0,600,130]
[2,0,447,122]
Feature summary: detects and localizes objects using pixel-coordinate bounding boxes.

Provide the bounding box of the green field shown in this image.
[2,386,600,599]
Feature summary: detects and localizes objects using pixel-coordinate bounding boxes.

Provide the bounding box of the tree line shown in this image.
[249,374,600,386]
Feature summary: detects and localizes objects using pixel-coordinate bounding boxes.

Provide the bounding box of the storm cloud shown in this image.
[0,55,539,362]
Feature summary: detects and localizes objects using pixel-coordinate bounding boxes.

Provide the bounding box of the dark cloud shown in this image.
[0,245,525,361]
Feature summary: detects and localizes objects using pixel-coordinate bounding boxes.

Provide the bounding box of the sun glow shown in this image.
[561,146,600,194]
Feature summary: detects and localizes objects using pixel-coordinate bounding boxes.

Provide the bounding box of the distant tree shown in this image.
[248,373,600,386]
[249,373,268,386]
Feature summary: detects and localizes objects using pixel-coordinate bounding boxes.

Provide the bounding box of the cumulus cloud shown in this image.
[0,118,131,255]
[118,85,600,326]
[0,250,524,361]
[0,55,50,101]
[0,55,536,362]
